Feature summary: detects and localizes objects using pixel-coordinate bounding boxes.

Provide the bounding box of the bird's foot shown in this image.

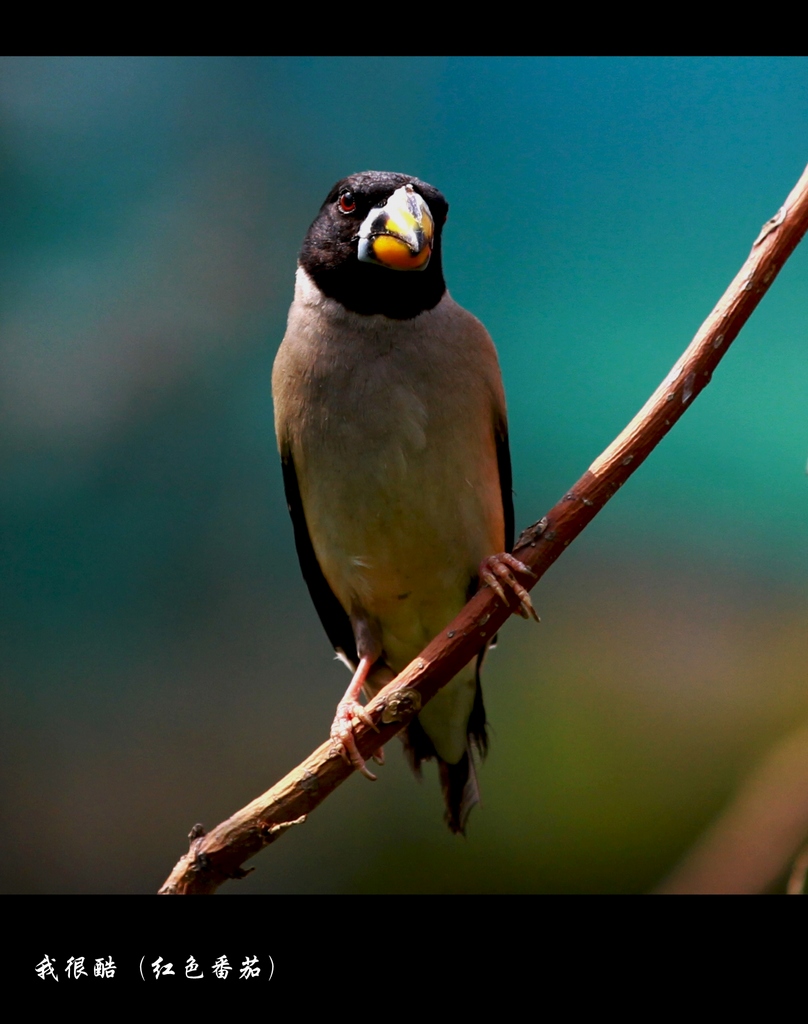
[331,699,380,781]
[480,553,540,622]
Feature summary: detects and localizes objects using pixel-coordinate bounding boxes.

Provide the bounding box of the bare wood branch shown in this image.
[655,720,808,894]
[160,163,808,895]
[787,843,808,895]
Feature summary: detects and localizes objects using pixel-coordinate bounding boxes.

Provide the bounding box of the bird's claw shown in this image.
[331,700,380,781]
[480,553,540,622]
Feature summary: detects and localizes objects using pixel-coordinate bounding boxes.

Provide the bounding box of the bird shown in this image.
[272,171,536,833]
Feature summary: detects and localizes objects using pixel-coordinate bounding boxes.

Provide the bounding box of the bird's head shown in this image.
[299,171,449,320]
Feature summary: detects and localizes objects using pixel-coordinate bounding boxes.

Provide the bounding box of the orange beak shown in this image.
[357,184,434,271]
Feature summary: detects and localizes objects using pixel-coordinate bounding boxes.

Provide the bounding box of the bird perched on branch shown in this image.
[273,171,536,833]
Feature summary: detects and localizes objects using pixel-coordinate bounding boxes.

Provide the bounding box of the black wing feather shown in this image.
[280,451,358,665]
[495,417,515,552]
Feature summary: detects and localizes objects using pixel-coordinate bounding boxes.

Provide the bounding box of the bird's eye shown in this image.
[338,191,356,214]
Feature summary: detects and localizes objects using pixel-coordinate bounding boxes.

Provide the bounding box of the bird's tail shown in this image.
[401,650,488,835]
[438,748,480,835]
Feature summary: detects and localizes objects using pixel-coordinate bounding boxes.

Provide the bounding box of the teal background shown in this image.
[2,57,807,892]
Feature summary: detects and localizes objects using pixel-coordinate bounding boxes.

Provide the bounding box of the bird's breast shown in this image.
[274,270,506,665]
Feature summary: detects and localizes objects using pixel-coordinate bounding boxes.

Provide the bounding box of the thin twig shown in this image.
[655,720,808,894]
[160,163,808,895]
[787,843,808,895]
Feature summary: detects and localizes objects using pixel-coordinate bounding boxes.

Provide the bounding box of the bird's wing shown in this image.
[494,414,515,553]
[280,448,359,666]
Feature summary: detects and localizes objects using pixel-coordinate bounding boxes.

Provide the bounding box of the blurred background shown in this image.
[2,57,807,893]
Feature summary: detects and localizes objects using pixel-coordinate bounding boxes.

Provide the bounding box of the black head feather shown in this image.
[299,170,448,320]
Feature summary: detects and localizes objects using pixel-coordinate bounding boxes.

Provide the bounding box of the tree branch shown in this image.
[654,719,808,894]
[160,163,808,895]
